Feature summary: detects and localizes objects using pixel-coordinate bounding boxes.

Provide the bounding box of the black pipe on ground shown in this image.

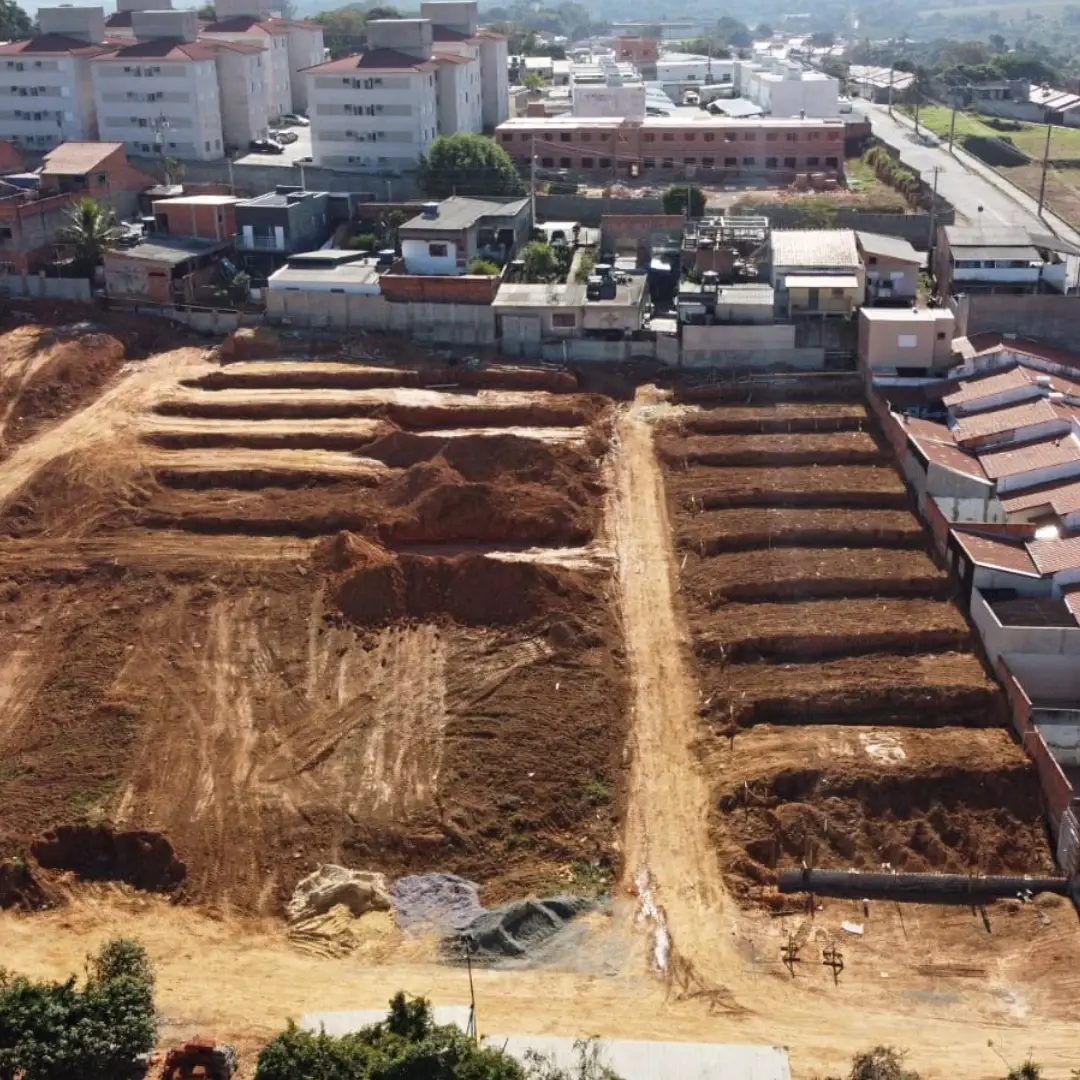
[778,868,1070,902]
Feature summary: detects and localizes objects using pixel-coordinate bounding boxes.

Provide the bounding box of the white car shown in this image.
[282,113,310,126]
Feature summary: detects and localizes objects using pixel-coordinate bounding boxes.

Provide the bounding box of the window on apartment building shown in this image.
[825,156,838,166]
[559,132,570,142]
[765,132,778,142]
[662,157,673,168]
[598,132,610,141]
[580,132,591,142]
[643,133,655,143]
[743,156,755,166]
[702,156,714,168]
[808,131,820,141]
[786,133,798,142]
[866,256,878,266]
[501,133,512,142]
[429,243,449,256]
[520,133,530,141]
[831,288,845,298]
[685,133,695,142]
[599,157,611,168]
[662,132,674,142]
[552,312,577,328]
[806,156,819,166]
[541,156,553,167]
[724,156,736,166]
[765,156,777,168]
[560,157,571,168]
[643,157,656,169]
[937,331,947,340]
[0,227,11,239]
[784,156,796,168]
[702,133,714,142]
[582,156,594,168]
[683,156,696,165]
[724,132,736,142]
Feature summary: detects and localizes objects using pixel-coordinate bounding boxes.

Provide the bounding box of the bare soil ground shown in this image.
[656,430,885,467]
[0,348,627,914]
[681,403,868,435]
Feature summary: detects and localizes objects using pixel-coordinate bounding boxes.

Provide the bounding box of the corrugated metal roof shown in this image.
[953,529,1040,576]
[772,229,859,269]
[1028,534,1080,574]
[400,196,528,233]
[979,434,1080,479]
[956,245,1042,262]
[944,225,1036,248]
[784,273,859,288]
[856,231,921,263]
[952,398,1061,442]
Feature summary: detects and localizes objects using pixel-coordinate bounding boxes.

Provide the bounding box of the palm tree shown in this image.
[58,198,122,277]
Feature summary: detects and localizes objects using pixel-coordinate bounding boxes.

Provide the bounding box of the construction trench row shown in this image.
[658,389,1058,904]
[0,359,630,914]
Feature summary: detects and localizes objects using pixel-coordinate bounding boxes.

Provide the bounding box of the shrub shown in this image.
[347,233,378,251]
[468,258,501,276]
[662,184,706,218]
[521,240,559,282]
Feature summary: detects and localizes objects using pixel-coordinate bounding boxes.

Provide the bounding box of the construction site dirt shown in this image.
[0,331,627,914]
[4,334,1080,1080]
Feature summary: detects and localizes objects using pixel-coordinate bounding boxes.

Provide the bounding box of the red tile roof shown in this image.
[1028,535,1080,574]
[0,34,117,57]
[905,424,987,479]
[1000,477,1080,517]
[943,365,1033,408]
[434,51,472,64]
[200,16,291,33]
[979,434,1080,479]
[476,28,508,40]
[41,141,123,175]
[302,48,436,73]
[95,39,218,61]
[953,398,1063,442]
[966,332,1080,372]
[954,528,1040,576]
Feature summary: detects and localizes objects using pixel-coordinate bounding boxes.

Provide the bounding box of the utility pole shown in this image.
[948,101,958,154]
[926,165,943,253]
[529,131,536,224]
[1037,121,1053,217]
[888,67,894,116]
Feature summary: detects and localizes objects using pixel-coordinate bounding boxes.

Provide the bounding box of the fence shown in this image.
[997,656,1034,737]
[0,274,91,301]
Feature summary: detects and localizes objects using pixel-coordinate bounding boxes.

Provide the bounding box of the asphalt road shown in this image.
[865,103,1080,247]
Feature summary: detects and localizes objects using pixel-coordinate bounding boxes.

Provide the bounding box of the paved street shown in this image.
[865,103,1080,248]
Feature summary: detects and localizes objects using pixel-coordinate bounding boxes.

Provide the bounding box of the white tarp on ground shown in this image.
[487,1035,791,1080]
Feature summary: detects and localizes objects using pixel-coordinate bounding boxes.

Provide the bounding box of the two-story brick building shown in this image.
[495,114,845,183]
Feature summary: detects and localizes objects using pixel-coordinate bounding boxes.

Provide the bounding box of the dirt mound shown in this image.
[331,541,595,626]
[0,327,128,455]
[219,326,280,363]
[286,865,391,922]
[31,825,186,893]
[0,857,56,910]
[450,896,593,961]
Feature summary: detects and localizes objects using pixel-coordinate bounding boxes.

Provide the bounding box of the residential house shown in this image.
[398,195,530,274]
[103,235,233,304]
[770,228,864,317]
[91,14,229,162]
[0,7,116,151]
[856,230,921,305]
[493,276,647,356]
[152,193,240,240]
[846,65,914,104]
[934,225,1076,297]
[858,307,955,374]
[235,187,339,282]
[0,141,154,272]
[304,20,440,172]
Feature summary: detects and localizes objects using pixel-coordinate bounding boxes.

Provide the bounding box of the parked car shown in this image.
[276,130,299,145]
[248,138,285,155]
[282,113,310,126]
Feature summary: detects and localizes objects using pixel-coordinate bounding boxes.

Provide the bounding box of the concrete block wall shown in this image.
[954,293,1080,352]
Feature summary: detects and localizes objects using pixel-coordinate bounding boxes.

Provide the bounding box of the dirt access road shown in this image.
[2,370,1080,1078]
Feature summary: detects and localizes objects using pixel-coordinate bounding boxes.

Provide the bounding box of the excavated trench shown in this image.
[31,825,186,893]
[717,765,1055,890]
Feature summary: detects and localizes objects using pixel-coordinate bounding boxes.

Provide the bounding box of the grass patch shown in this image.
[570,859,614,895]
[584,777,612,805]
[906,105,1080,160]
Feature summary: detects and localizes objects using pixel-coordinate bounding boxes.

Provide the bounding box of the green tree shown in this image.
[215,269,251,307]
[523,71,545,91]
[849,1047,920,1080]
[0,938,156,1080]
[521,240,558,282]
[755,23,774,38]
[0,0,32,40]
[809,29,835,47]
[162,155,185,186]
[467,257,501,275]
[196,2,215,18]
[662,184,706,218]
[417,134,524,199]
[58,198,122,277]
[716,15,751,48]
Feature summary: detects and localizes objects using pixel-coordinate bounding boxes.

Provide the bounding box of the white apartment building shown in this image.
[420,2,482,135]
[204,0,325,117]
[477,28,508,131]
[104,0,176,39]
[305,19,440,172]
[735,57,839,118]
[92,12,226,162]
[214,39,270,152]
[0,7,114,150]
[655,53,735,85]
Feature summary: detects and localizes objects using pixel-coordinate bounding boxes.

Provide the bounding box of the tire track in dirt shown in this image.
[610,390,742,1005]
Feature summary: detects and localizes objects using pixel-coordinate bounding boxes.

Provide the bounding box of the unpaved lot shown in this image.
[0,345,626,912]
[1,365,1079,1079]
